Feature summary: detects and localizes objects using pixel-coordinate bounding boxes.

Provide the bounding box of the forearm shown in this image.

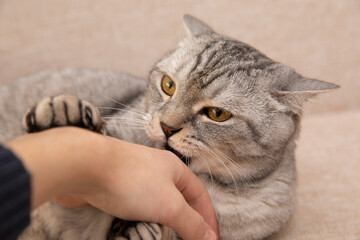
[4,127,103,209]
[4,127,218,239]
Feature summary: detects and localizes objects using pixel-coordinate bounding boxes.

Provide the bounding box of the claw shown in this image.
[25,107,37,132]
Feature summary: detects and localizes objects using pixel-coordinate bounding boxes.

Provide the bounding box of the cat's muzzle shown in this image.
[165,144,191,166]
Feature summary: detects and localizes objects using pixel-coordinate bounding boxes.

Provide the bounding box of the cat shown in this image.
[0,15,338,240]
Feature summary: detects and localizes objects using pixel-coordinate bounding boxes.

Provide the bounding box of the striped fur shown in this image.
[128,15,337,239]
[15,15,338,240]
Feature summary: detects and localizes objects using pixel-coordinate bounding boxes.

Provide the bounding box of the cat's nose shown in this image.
[160,122,182,139]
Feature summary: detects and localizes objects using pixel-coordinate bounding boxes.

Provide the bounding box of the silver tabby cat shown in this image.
[0,15,338,240]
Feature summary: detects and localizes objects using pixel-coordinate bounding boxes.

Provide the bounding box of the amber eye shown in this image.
[161,75,176,96]
[205,107,232,122]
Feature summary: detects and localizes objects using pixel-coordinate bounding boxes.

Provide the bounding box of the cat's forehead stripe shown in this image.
[188,42,215,75]
[201,67,233,89]
[184,38,267,89]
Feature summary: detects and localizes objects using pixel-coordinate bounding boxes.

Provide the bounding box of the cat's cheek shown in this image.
[145,116,166,143]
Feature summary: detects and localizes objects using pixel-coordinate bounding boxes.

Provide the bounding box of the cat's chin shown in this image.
[165,143,191,166]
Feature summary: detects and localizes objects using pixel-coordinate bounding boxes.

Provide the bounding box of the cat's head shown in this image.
[144,15,338,183]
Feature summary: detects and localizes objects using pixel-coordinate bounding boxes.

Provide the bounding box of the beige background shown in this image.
[0,0,359,114]
[0,0,359,239]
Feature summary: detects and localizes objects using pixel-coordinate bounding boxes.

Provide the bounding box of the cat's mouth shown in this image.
[165,144,191,166]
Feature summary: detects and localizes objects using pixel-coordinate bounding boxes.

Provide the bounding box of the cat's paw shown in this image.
[23,95,105,133]
[111,221,162,240]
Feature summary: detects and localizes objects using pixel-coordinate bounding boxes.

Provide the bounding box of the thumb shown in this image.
[162,190,217,240]
[172,161,219,237]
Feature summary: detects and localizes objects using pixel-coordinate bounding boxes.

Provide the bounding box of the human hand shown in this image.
[6,127,218,240]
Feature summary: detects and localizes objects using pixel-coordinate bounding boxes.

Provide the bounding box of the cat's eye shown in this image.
[205,107,232,122]
[161,75,176,96]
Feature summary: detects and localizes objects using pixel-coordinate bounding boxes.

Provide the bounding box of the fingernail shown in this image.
[204,228,217,240]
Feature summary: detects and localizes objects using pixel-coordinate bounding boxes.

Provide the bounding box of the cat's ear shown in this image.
[272,69,339,114]
[183,14,214,37]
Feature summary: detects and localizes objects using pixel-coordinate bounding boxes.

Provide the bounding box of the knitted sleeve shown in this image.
[0,145,31,240]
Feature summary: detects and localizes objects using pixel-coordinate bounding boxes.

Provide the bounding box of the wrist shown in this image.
[5,127,104,209]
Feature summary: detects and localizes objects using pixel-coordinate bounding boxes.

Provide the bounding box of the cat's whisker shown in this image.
[103,116,148,122]
[193,146,215,193]
[123,127,147,131]
[106,123,149,130]
[105,120,147,126]
[134,131,150,146]
[106,122,145,128]
[104,119,149,126]
[105,127,146,132]
[97,106,146,118]
[105,122,146,128]
[95,93,145,116]
[102,113,148,120]
[104,116,149,125]
[204,145,240,196]
[142,137,151,147]
[212,148,256,186]
[216,147,261,185]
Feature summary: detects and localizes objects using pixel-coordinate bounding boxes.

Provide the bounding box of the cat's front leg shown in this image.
[23,94,105,133]
[109,219,163,240]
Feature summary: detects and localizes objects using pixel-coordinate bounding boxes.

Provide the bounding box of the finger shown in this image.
[174,162,219,236]
[162,190,217,240]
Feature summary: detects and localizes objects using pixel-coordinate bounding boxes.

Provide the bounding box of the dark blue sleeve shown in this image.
[0,145,31,240]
